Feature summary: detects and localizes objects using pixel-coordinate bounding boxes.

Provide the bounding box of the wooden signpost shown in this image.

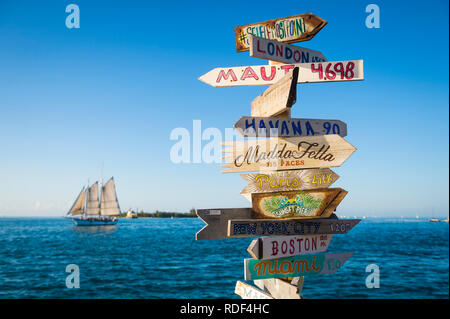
[234,116,347,137]
[234,13,327,52]
[251,67,298,117]
[247,234,333,260]
[234,280,274,299]
[198,60,364,87]
[251,188,348,219]
[240,169,340,196]
[196,11,363,300]
[254,278,303,299]
[228,218,361,238]
[244,252,353,280]
[250,35,327,64]
[222,134,357,173]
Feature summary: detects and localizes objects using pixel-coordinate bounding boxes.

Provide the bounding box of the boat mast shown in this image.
[99,163,103,218]
[83,179,89,218]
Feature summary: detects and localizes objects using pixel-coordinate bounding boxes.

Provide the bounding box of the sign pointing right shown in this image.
[198,60,364,87]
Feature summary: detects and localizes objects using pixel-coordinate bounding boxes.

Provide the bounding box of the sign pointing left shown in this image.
[199,60,364,87]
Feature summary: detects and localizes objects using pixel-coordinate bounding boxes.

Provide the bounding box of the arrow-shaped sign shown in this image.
[249,35,326,64]
[251,67,298,117]
[199,60,364,87]
[240,169,340,199]
[247,234,333,260]
[234,116,347,137]
[196,209,360,240]
[228,218,360,238]
[195,208,253,240]
[244,252,353,280]
[251,188,348,219]
[222,135,357,173]
[234,13,327,52]
[234,280,274,299]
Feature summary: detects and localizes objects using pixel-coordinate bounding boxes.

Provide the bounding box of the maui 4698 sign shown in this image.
[199,60,364,87]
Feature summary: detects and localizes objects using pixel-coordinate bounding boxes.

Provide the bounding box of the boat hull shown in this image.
[71,218,118,226]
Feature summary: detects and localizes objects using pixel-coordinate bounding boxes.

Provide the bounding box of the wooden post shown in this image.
[196,12,363,300]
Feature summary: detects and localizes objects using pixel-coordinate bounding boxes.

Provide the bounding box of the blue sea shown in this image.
[0,217,448,299]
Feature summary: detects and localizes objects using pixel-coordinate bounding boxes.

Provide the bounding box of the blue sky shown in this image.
[0,0,448,217]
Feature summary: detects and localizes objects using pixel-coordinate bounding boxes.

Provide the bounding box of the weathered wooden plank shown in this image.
[234,13,327,52]
[228,218,360,238]
[195,208,252,240]
[240,169,339,196]
[198,60,364,87]
[247,234,333,260]
[251,188,347,219]
[253,278,301,299]
[234,280,274,299]
[244,252,353,280]
[221,135,356,173]
[234,116,347,138]
[251,67,298,117]
[250,35,326,64]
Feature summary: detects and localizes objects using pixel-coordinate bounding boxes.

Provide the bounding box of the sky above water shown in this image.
[0,0,448,217]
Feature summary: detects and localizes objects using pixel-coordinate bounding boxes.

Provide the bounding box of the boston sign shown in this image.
[247,234,333,260]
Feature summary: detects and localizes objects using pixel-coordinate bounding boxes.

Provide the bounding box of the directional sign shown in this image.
[222,135,357,173]
[234,13,327,52]
[247,234,333,260]
[234,116,347,138]
[244,252,353,280]
[198,60,364,87]
[252,188,347,219]
[240,169,339,198]
[234,280,273,299]
[254,278,301,299]
[228,218,361,238]
[195,208,252,240]
[251,67,298,117]
[250,35,326,64]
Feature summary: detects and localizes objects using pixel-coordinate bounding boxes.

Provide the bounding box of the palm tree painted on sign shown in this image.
[263,191,323,218]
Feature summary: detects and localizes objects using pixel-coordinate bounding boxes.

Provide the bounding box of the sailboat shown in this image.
[66,177,120,226]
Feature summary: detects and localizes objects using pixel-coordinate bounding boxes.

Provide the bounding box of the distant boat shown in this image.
[66,177,120,226]
[126,210,138,218]
[428,207,440,222]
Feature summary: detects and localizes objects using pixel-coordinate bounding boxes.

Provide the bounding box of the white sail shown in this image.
[86,182,100,215]
[100,178,120,216]
[67,187,86,216]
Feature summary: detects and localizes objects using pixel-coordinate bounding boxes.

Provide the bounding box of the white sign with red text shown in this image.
[199,60,363,87]
[247,234,333,260]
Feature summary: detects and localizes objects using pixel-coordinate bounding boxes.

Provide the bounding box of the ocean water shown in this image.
[0,217,448,299]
